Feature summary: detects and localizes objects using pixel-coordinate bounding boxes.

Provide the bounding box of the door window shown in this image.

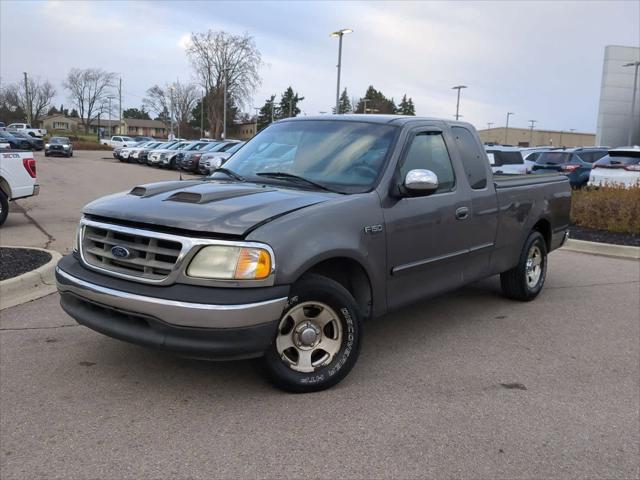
[452,126,487,189]
[400,132,455,193]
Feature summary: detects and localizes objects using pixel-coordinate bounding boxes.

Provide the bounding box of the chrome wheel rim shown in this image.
[276,301,343,373]
[525,245,543,288]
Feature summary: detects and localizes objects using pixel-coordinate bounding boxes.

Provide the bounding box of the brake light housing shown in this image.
[22,158,36,178]
[561,164,578,172]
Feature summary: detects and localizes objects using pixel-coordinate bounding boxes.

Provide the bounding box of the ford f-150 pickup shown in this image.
[56,115,571,392]
[0,150,39,226]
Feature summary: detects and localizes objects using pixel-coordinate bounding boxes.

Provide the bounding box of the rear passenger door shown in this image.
[451,126,499,281]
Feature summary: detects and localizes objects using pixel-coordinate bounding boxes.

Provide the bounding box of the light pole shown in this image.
[169,85,175,140]
[222,68,228,140]
[505,112,514,144]
[452,85,467,121]
[331,28,353,114]
[487,122,494,129]
[253,106,260,135]
[623,61,640,145]
[528,119,537,146]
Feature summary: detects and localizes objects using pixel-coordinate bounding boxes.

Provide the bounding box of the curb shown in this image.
[562,238,640,260]
[0,247,62,310]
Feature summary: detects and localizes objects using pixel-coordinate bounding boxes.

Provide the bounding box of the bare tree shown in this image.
[143,80,199,134]
[142,85,168,119]
[187,30,262,139]
[3,78,56,125]
[63,68,116,133]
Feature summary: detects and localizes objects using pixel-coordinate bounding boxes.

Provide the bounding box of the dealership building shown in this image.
[477,127,595,147]
[596,45,640,147]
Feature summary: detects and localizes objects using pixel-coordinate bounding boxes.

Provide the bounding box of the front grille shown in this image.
[81,224,183,281]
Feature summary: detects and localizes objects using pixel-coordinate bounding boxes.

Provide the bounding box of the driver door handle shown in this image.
[455,207,469,220]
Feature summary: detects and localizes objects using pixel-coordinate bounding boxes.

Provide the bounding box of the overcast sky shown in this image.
[1,0,638,132]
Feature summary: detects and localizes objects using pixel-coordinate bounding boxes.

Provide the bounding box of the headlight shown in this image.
[187,245,272,280]
[45,143,50,148]
[63,144,69,149]
[211,158,223,169]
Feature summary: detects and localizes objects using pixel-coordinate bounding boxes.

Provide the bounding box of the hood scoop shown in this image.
[129,181,202,198]
[165,186,275,204]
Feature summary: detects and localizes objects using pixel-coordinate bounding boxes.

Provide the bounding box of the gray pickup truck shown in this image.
[56,115,570,392]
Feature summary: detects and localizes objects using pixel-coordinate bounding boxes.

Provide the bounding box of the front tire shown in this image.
[500,231,547,301]
[263,274,363,393]
[0,190,9,226]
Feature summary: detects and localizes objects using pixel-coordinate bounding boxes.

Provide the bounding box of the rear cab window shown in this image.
[452,127,487,189]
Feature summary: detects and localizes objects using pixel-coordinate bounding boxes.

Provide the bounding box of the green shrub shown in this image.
[571,186,640,234]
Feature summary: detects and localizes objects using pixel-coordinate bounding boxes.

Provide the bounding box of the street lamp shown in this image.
[505,112,514,144]
[331,28,353,114]
[452,85,467,121]
[253,106,260,136]
[623,61,640,145]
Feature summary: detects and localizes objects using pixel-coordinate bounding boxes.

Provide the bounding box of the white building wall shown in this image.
[596,45,640,147]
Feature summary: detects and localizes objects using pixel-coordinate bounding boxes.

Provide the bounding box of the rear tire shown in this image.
[500,231,547,301]
[0,190,9,226]
[263,274,363,393]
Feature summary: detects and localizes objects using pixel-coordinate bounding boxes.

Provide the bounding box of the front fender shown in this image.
[246,192,388,317]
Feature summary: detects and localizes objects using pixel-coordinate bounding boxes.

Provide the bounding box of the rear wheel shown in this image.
[500,231,547,301]
[0,190,9,226]
[263,274,363,393]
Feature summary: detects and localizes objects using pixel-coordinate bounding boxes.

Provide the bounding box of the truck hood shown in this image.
[83,180,334,236]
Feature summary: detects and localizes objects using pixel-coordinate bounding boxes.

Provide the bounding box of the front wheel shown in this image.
[500,231,547,301]
[263,274,363,393]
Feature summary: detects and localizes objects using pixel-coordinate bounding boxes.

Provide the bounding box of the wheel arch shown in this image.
[531,217,551,251]
[295,256,374,319]
[0,176,11,199]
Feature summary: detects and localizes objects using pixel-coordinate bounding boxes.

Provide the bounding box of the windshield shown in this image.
[219,120,398,193]
[537,152,575,164]
[167,142,188,150]
[50,137,69,144]
[201,141,222,152]
[122,136,135,141]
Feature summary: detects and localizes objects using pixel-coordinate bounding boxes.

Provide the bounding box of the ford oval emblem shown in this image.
[111,245,130,259]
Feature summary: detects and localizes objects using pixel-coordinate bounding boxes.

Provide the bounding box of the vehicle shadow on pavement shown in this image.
[81,275,509,394]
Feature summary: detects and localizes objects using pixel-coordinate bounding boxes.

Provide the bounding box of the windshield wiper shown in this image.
[212,167,245,182]
[256,172,341,193]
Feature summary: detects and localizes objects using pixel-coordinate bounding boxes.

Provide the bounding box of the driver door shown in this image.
[384,127,472,310]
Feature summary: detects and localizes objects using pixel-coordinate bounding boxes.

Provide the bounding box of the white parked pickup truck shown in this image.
[100,135,138,149]
[0,150,39,226]
[7,123,47,138]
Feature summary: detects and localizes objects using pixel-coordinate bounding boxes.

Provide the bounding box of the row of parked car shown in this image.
[113,138,246,174]
[485,144,640,188]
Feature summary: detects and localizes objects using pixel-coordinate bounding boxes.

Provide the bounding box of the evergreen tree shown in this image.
[47,105,59,116]
[278,86,304,118]
[69,108,79,118]
[154,106,170,123]
[355,86,397,114]
[257,95,278,131]
[123,107,151,120]
[397,94,416,115]
[334,88,352,114]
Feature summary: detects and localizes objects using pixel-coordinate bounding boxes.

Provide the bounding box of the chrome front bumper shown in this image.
[56,267,288,329]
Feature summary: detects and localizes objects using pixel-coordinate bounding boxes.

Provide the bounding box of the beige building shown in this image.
[40,114,168,138]
[477,127,596,148]
[228,121,257,140]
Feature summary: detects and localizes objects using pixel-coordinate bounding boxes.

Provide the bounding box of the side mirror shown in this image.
[402,169,439,196]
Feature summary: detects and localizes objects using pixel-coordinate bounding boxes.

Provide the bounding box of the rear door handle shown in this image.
[455,207,469,220]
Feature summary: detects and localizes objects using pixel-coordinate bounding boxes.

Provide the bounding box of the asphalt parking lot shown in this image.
[1,150,639,479]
